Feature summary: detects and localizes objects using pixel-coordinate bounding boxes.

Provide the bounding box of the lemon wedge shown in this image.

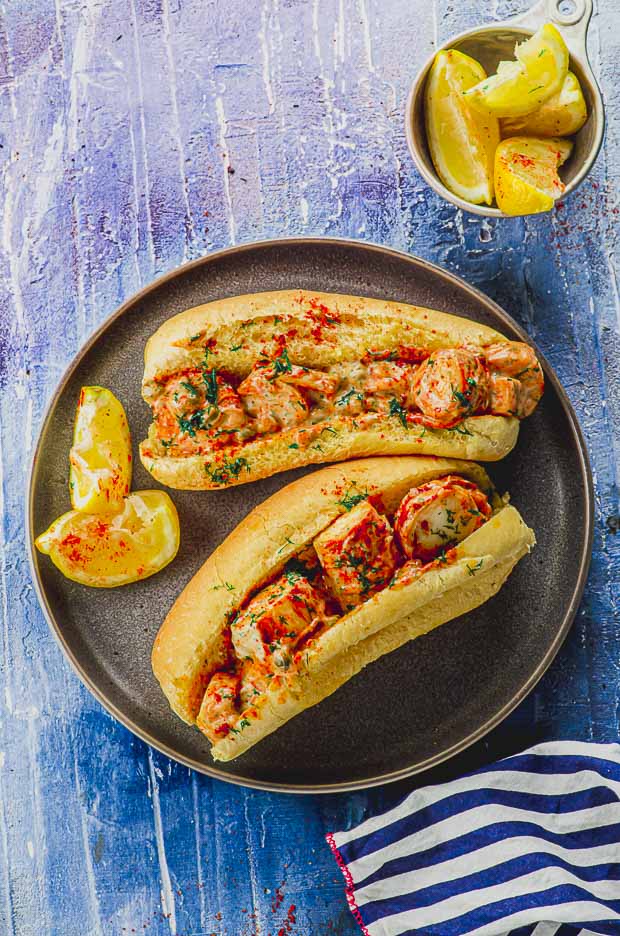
[425,49,500,205]
[463,24,569,118]
[495,136,573,215]
[69,386,132,514]
[35,491,180,587]
[501,71,587,137]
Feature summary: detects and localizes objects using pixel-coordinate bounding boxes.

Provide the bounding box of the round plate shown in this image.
[28,238,593,793]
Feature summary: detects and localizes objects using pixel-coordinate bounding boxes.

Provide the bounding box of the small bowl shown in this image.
[405,0,605,217]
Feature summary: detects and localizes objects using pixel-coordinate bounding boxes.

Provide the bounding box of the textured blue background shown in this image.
[0,1,619,934]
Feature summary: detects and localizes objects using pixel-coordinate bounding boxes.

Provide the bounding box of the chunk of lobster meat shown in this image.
[314,501,400,611]
[394,475,492,561]
[237,366,309,433]
[365,361,415,397]
[488,374,520,417]
[328,362,368,415]
[239,661,272,710]
[411,348,489,427]
[197,671,240,743]
[277,364,340,396]
[485,341,544,418]
[230,571,330,669]
[213,379,248,431]
[153,371,246,451]
[162,368,207,418]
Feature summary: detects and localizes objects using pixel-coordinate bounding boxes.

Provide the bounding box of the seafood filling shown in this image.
[147,340,544,460]
[198,473,493,742]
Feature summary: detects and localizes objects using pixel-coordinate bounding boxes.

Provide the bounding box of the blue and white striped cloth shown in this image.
[326,742,620,936]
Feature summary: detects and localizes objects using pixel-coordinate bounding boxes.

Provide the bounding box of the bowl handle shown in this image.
[509,0,593,59]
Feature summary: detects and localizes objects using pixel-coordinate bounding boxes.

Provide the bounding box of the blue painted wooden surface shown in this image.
[1,0,619,933]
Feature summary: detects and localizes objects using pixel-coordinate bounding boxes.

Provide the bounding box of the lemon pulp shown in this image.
[425,49,500,205]
[69,386,132,514]
[35,491,180,587]
[495,136,573,215]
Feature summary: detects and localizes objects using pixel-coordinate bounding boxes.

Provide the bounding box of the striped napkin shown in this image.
[326,742,620,936]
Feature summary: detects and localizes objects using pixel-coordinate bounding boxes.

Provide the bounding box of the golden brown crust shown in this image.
[140,290,519,487]
[142,289,506,388]
[151,456,535,760]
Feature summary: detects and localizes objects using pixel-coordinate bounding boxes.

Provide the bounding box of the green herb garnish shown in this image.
[203,368,219,405]
[336,388,364,407]
[451,385,472,410]
[180,380,199,397]
[337,484,368,511]
[205,456,250,485]
[272,346,293,377]
[446,423,474,437]
[389,397,409,429]
[178,411,207,437]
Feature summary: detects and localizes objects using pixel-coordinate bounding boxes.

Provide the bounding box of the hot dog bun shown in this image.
[140,290,523,489]
[152,456,535,761]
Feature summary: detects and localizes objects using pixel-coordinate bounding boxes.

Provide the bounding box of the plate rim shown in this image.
[26,236,594,794]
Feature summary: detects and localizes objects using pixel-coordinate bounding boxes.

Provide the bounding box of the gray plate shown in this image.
[28,238,593,793]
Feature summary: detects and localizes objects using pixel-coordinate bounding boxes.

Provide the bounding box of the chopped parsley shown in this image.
[466,559,484,576]
[389,397,409,429]
[288,442,300,449]
[203,368,219,405]
[451,385,472,410]
[272,346,293,377]
[337,484,368,511]
[189,333,202,343]
[205,456,250,485]
[178,410,207,437]
[336,388,364,407]
[277,536,297,556]
[446,423,474,437]
[231,719,251,733]
[180,380,199,397]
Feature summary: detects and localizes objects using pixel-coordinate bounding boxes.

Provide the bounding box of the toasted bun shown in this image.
[152,456,535,760]
[140,290,519,489]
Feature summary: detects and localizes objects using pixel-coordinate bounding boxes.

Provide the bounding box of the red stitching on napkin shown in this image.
[325,833,371,936]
